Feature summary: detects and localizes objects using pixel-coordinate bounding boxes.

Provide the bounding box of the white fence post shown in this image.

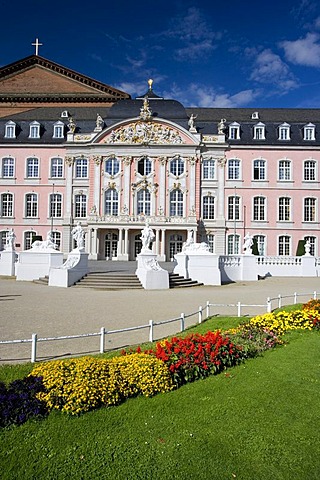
[31,333,37,363]
[149,320,154,343]
[198,306,203,324]
[294,292,297,304]
[267,297,272,313]
[206,300,210,319]
[180,313,185,332]
[237,301,241,317]
[278,294,282,309]
[313,291,317,300]
[100,327,105,354]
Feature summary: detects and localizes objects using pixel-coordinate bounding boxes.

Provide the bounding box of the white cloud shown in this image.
[280,33,320,67]
[250,49,298,90]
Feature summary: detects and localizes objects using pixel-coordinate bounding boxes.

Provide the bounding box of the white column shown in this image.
[158,228,166,261]
[118,228,123,257]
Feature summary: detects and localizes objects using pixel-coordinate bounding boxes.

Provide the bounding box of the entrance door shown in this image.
[169,234,183,260]
[105,233,118,259]
[134,234,142,258]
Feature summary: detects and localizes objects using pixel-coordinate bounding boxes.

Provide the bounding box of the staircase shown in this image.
[33,272,203,289]
[169,273,203,288]
[72,273,143,290]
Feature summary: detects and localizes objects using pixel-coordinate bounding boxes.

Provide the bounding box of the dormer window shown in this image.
[4,121,16,139]
[253,122,266,140]
[29,121,40,139]
[228,122,240,140]
[303,123,315,141]
[61,110,70,118]
[53,121,65,139]
[278,123,290,141]
[251,112,259,120]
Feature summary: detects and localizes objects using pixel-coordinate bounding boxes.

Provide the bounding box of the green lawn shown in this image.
[0,326,319,480]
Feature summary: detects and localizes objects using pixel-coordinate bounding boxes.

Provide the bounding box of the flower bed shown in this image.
[1,300,319,427]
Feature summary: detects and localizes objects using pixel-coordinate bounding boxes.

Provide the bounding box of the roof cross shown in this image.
[32,38,43,56]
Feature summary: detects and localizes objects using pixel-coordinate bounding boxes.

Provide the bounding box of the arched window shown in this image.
[74,194,87,218]
[26,157,39,178]
[53,121,65,139]
[0,193,13,217]
[170,157,184,176]
[105,189,119,216]
[25,193,38,217]
[253,235,266,255]
[304,160,316,181]
[24,231,36,250]
[50,157,63,178]
[227,234,240,254]
[304,197,316,222]
[278,197,291,222]
[228,159,240,180]
[4,121,16,139]
[170,189,183,217]
[202,159,215,180]
[50,193,62,218]
[137,189,151,215]
[105,157,120,176]
[253,159,266,180]
[137,157,152,176]
[278,235,291,255]
[278,159,291,181]
[2,157,15,178]
[75,157,88,178]
[253,196,266,221]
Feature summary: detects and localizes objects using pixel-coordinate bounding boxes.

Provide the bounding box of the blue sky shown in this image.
[2,0,320,108]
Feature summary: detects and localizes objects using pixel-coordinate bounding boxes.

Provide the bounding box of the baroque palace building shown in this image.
[0,52,320,260]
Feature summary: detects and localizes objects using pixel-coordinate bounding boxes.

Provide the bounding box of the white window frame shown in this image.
[75,158,88,178]
[24,231,36,250]
[253,235,266,256]
[227,234,240,254]
[74,194,87,218]
[228,122,240,140]
[50,157,64,178]
[25,193,38,218]
[304,160,316,181]
[26,157,39,178]
[137,189,151,216]
[253,159,266,180]
[105,189,119,216]
[4,121,16,139]
[202,195,215,220]
[170,156,184,177]
[2,157,15,178]
[278,197,291,222]
[278,123,290,141]
[0,192,14,217]
[304,197,316,222]
[253,196,266,221]
[303,123,315,141]
[228,196,240,221]
[253,122,265,140]
[53,121,65,139]
[202,158,216,180]
[29,121,40,139]
[105,157,120,176]
[170,189,184,217]
[278,235,291,255]
[49,193,62,218]
[137,157,152,176]
[228,159,241,180]
[278,159,291,181]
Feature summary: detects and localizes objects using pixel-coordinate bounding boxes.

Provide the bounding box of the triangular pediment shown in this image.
[0,55,130,100]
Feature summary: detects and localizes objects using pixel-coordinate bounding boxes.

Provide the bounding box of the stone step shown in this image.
[169,273,203,288]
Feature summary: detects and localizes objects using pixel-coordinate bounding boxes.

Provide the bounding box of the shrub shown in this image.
[142,331,245,387]
[0,376,48,428]
[31,355,173,415]
[226,326,282,358]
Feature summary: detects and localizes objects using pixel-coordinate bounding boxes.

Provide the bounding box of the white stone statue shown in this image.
[5,228,16,251]
[243,232,253,255]
[140,221,155,252]
[218,118,226,134]
[188,114,197,131]
[304,240,311,256]
[72,223,85,250]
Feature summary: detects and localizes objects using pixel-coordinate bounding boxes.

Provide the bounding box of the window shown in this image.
[75,158,88,178]
[25,193,38,217]
[253,159,266,180]
[169,234,183,258]
[278,236,291,255]
[207,234,215,253]
[170,157,184,176]
[202,159,215,180]
[26,157,39,178]
[0,231,8,250]
[278,159,291,181]
[137,157,152,176]
[50,193,62,218]
[253,196,266,221]
[170,189,184,217]
[278,197,291,221]
[253,235,266,255]
[228,159,240,180]
[137,189,151,216]
[50,157,63,178]
[303,123,315,141]
[105,189,119,216]
[304,160,316,181]
[74,194,87,218]
[304,236,316,256]
[105,157,120,176]
[24,231,36,250]
[202,196,215,220]
[278,123,290,140]
[29,121,40,139]
[4,121,16,138]
[53,121,64,139]
[2,157,14,178]
[304,198,316,222]
[51,231,61,249]
[228,122,240,140]
[228,196,240,221]
[253,122,265,140]
[0,193,13,217]
[228,234,240,254]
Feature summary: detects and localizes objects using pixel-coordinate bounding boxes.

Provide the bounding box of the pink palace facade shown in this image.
[0,55,319,260]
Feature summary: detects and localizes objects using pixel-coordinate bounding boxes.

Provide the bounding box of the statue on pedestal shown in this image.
[72,223,85,250]
[5,228,16,251]
[243,232,253,255]
[140,221,155,252]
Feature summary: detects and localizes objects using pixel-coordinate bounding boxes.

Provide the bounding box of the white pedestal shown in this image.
[174,252,221,285]
[15,250,63,281]
[0,250,17,276]
[49,250,89,287]
[136,252,169,290]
